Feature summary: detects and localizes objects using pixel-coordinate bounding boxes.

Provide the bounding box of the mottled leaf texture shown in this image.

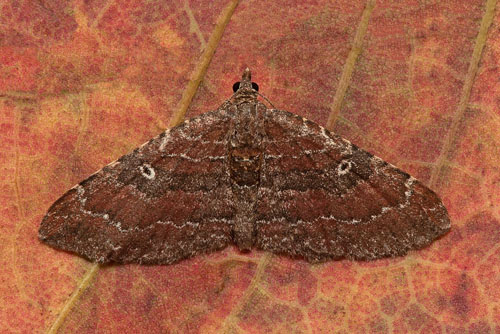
[39,69,450,264]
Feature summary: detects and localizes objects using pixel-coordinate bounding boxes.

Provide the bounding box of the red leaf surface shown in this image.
[1,0,499,333]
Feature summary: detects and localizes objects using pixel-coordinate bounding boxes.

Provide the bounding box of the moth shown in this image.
[39,69,450,264]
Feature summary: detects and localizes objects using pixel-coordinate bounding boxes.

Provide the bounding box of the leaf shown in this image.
[1,0,499,333]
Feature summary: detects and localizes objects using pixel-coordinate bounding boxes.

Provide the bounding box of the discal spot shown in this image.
[139,164,155,179]
[337,159,353,175]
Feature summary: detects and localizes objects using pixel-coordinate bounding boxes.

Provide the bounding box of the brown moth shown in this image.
[39,69,450,264]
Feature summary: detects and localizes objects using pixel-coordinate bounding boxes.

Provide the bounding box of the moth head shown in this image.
[232,81,259,93]
[232,68,259,101]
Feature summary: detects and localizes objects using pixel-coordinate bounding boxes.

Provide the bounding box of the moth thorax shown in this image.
[229,102,264,146]
[233,91,258,104]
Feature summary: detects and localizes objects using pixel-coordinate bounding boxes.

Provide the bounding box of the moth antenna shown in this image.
[255,91,276,109]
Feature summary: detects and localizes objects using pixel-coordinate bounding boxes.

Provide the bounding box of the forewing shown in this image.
[256,109,450,261]
[39,108,234,264]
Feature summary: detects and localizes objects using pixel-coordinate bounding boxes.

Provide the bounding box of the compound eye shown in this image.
[232,81,240,92]
[251,82,259,91]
